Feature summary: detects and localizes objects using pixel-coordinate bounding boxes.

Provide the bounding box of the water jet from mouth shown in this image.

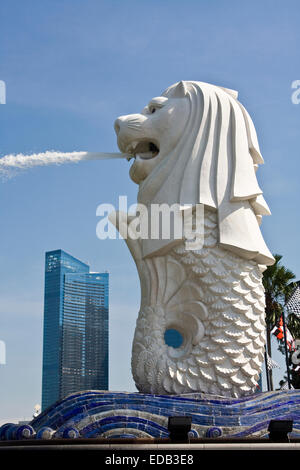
[0,150,129,179]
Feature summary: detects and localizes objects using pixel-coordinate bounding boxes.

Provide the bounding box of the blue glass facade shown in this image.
[42,250,109,411]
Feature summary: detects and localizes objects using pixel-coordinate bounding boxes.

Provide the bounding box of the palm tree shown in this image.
[286,312,300,340]
[263,254,296,390]
[285,311,300,389]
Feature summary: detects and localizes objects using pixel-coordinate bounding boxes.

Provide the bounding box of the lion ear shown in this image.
[220,87,238,100]
[172,81,188,98]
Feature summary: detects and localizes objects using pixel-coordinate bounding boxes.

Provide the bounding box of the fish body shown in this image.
[130,209,265,397]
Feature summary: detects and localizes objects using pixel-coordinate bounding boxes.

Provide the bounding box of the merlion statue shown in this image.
[112,80,274,397]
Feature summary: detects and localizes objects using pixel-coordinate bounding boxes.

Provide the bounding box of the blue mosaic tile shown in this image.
[20,390,300,440]
[214,415,241,426]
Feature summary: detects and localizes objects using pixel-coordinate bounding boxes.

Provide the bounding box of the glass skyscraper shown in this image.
[42,250,109,411]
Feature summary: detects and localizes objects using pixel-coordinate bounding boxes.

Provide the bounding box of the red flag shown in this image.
[271,316,284,340]
[271,316,295,351]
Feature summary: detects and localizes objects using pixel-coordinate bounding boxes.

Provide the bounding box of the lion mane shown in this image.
[137,80,274,266]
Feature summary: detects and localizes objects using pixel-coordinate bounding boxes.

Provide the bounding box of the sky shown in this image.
[1,0,300,423]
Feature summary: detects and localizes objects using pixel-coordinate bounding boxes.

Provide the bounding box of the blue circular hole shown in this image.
[164,329,183,348]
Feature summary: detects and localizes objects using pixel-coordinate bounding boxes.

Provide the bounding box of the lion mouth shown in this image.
[126,141,159,161]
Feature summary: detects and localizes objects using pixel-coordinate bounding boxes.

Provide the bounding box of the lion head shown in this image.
[114,80,274,266]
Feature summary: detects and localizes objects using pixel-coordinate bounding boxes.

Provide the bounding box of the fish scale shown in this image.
[131,209,266,398]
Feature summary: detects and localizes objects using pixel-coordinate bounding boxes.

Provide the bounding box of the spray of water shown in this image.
[0,150,129,179]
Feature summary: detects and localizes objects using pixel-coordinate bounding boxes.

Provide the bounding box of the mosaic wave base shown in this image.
[2,390,300,440]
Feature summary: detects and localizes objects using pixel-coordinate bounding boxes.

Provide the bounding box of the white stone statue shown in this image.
[112,80,274,397]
